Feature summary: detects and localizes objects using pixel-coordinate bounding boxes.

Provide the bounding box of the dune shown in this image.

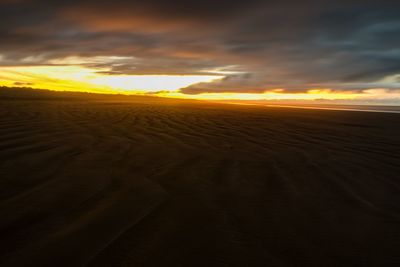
[0,88,399,267]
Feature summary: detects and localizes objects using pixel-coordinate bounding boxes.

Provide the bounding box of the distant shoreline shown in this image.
[220,102,400,114]
[263,104,400,114]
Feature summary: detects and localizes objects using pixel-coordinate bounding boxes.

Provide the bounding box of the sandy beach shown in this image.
[0,89,399,267]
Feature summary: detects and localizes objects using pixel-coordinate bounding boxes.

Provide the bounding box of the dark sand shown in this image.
[0,88,400,267]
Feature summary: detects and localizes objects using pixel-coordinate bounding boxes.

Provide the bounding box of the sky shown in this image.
[0,0,399,103]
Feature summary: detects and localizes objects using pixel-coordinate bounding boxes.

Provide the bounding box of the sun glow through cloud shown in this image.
[0,65,399,103]
[0,66,224,94]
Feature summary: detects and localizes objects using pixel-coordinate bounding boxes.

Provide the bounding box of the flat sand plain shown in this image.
[0,89,399,267]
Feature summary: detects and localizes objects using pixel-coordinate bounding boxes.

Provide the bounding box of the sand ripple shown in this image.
[0,97,399,266]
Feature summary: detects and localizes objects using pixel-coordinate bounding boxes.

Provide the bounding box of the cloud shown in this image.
[0,0,399,96]
[13,81,34,86]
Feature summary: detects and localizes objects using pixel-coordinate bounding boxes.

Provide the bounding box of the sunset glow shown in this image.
[157,90,363,101]
[0,66,223,94]
[2,65,399,102]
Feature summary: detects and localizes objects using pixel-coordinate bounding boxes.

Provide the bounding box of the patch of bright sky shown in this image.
[379,73,400,83]
[0,65,224,93]
[48,56,136,65]
[200,65,246,75]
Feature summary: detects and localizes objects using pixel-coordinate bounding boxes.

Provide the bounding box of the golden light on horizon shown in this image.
[0,66,224,94]
[0,65,396,102]
[155,89,363,101]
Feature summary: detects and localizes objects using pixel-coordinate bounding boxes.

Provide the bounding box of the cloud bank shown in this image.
[0,0,399,99]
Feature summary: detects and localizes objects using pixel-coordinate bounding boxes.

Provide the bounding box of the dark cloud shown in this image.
[0,0,400,93]
[13,81,34,86]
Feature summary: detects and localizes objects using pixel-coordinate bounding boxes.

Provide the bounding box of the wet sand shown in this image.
[0,89,400,267]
